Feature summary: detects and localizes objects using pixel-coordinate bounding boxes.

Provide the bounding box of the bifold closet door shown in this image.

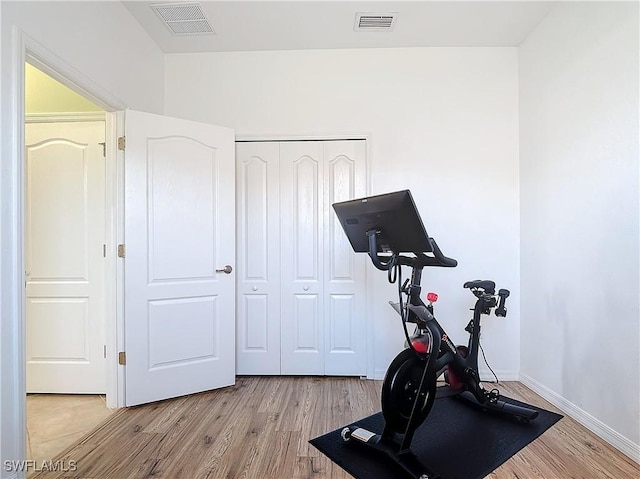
[237,140,367,376]
[280,140,367,376]
[236,142,281,374]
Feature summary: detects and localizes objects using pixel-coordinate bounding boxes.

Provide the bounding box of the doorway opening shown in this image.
[24,62,113,463]
[13,32,127,465]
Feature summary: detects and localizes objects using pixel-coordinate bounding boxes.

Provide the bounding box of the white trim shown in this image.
[479,369,519,382]
[520,373,640,464]
[25,112,106,123]
[373,368,387,380]
[114,110,127,408]
[104,112,118,409]
[236,131,370,142]
[104,111,126,409]
[12,25,28,474]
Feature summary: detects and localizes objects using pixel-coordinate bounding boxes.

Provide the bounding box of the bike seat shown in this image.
[463,280,495,294]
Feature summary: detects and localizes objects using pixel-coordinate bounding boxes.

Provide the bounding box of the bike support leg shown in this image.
[340,331,444,479]
[399,351,432,453]
[343,426,441,479]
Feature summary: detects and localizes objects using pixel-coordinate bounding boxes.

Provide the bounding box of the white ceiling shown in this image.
[122,1,557,54]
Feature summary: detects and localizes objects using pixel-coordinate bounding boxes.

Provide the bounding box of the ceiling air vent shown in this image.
[151,2,214,35]
[354,12,398,31]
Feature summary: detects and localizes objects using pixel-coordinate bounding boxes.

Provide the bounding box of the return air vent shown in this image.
[151,2,214,35]
[354,12,398,31]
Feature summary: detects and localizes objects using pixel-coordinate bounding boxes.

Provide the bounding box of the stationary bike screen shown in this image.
[332,189,432,254]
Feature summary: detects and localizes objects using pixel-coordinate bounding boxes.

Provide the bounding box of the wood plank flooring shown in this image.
[32,377,639,479]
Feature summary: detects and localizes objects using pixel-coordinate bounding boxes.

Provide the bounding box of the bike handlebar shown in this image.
[495,289,510,317]
[428,238,458,268]
[366,229,457,270]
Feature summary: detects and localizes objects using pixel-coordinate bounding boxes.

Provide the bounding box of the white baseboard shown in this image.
[479,369,519,382]
[372,368,387,380]
[520,373,640,464]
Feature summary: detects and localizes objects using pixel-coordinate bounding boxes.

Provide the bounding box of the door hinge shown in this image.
[117,244,126,258]
[103,244,107,257]
[117,136,126,151]
[118,351,126,365]
[104,345,107,359]
[98,141,106,157]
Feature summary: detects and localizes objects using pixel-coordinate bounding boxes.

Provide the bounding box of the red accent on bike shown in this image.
[427,292,438,302]
[411,339,429,353]
[447,366,465,390]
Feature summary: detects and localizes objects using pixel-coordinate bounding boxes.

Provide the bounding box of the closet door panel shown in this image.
[323,141,367,375]
[280,142,324,375]
[236,142,281,374]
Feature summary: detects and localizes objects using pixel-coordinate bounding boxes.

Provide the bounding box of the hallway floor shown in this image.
[27,394,113,465]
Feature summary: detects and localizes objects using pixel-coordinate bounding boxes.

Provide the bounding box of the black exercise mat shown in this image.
[310,395,562,479]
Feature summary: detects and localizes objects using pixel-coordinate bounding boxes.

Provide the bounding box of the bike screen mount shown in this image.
[333,190,456,269]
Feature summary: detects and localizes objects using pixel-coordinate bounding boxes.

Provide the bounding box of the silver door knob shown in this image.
[216,265,233,274]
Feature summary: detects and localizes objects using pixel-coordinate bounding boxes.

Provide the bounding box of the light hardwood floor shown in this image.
[31,377,639,479]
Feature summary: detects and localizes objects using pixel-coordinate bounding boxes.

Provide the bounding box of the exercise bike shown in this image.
[332,190,538,479]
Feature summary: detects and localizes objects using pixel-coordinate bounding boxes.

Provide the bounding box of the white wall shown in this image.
[519,1,639,457]
[0,1,164,472]
[165,47,521,380]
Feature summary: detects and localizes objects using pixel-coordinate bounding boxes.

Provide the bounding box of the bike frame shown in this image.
[404,262,492,402]
[366,230,490,406]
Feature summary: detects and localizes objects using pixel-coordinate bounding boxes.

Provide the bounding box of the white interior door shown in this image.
[124,110,235,406]
[25,120,107,393]
[236,142,281,374]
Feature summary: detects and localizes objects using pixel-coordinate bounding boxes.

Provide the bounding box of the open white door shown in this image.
[124,110,235,406]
